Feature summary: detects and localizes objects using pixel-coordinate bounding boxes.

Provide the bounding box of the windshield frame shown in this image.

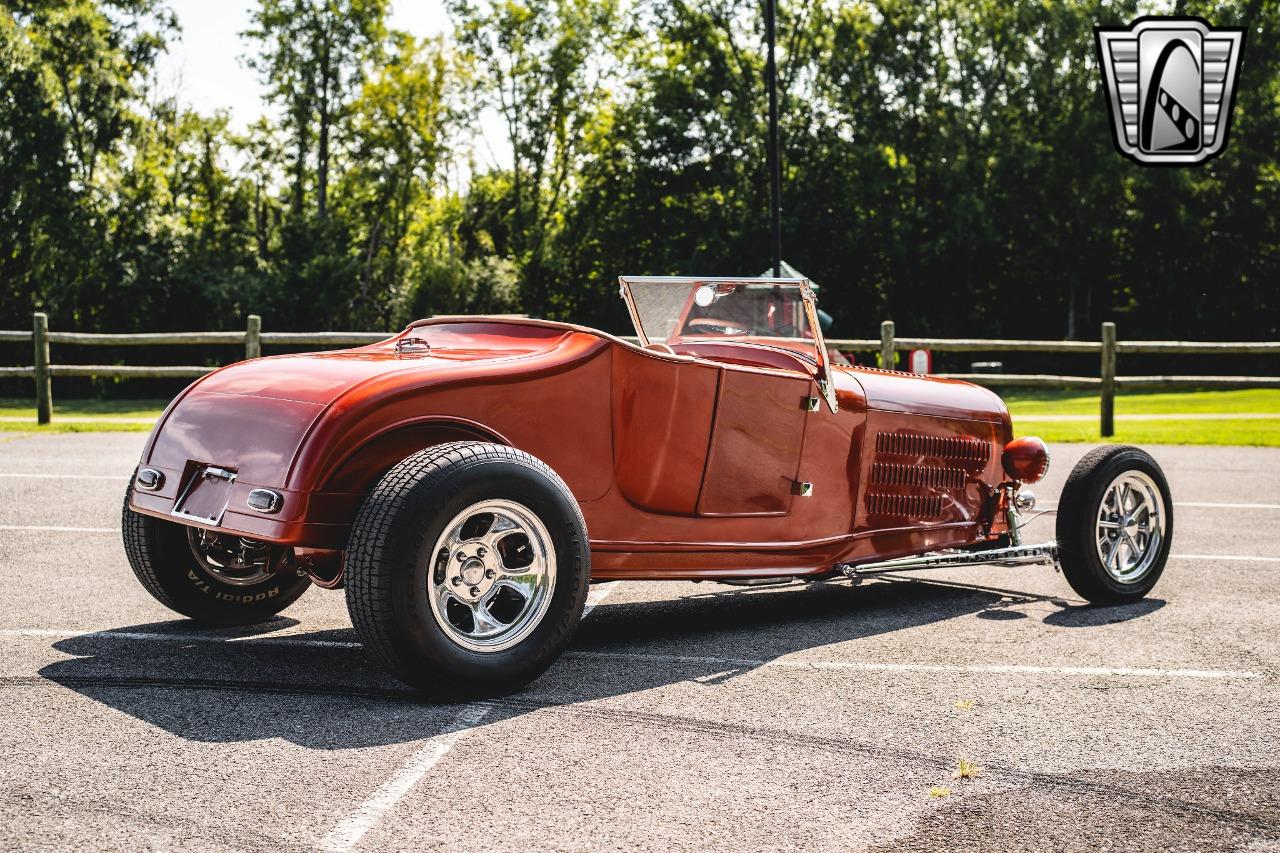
[617,275,838,412]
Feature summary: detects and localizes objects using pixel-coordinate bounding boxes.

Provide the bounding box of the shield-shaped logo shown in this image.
[1095,17,1245,165]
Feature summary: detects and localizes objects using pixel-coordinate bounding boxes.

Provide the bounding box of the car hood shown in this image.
[841,366,1010,423]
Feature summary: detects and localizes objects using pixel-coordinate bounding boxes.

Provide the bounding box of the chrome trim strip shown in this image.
[840,541,1060,577]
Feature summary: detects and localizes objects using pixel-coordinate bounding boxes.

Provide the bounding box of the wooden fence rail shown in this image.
[3,313,1278,436]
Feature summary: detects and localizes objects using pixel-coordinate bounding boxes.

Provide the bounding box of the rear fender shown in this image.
[320,417,511,494]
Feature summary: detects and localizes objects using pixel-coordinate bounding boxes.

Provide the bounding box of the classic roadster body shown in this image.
[124,277,1172,692]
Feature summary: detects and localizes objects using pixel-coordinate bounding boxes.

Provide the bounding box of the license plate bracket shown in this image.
[173,465,237,524]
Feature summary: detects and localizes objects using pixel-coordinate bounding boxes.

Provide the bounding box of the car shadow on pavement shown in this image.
[36,577,1162,750]
[1042,598,1166,627]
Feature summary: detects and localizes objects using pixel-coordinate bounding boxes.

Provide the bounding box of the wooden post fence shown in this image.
[3,312,1279,432]
[33,312,51,425]
[880,320,895,370]
[245,314,262,360]
[1101,321,1117,438]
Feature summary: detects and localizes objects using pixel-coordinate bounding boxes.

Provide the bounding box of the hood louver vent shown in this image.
[866,430,994,521]
[871,462,964,490]
[873,431,991,471]
[866,493,946,518]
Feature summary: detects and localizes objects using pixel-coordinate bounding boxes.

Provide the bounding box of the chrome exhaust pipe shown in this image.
[840,541,1059,579]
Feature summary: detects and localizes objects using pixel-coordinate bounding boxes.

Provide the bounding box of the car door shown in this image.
[696,364,813,516]
[611,344,721,515]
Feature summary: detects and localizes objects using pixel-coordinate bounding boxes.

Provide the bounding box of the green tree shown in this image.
[448,0,622,317]
[340,33,455,325]
[0,0,176,324]
[4,0,1279,363]
[244,0,388,218]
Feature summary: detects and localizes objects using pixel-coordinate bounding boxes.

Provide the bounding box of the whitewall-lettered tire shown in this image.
[122,486,310,625]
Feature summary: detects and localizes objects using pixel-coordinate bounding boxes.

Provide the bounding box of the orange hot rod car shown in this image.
[123,277,1173,693]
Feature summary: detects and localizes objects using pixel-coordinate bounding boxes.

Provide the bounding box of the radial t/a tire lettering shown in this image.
[122,485,310,625]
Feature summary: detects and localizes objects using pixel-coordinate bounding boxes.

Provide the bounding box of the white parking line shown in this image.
[1171,554,1280,563]
[1039,500,1280,510]
[318,703,492,852]
[583,581,621,617]
[570,650,1264,680]
[0,628,1263,680]
[1174,501,1280,510]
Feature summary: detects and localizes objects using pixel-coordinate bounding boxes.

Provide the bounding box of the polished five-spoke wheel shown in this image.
[1094,471,1167,585]
[345,442,590,695]
[1057,445,1173,604]
[429,499,556,652]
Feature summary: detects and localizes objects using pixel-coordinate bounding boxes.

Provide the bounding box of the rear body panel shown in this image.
[129,317,1013,578]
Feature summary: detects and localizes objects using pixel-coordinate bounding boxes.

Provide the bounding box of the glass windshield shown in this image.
[622,278,815,345]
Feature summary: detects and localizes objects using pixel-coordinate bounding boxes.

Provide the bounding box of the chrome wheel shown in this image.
[187,529,274,586]
[1094,471,1167,584]
[427,499,556,653]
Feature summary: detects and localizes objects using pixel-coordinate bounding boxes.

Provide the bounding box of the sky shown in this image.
[152,0,453,132]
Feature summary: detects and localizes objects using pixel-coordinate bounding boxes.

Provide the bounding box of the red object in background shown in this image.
[1001,435,1051,484]
[909,349,932,374]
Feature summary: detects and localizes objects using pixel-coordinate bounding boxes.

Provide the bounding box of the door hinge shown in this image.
[791,480,814,497]
[803,396,820,411]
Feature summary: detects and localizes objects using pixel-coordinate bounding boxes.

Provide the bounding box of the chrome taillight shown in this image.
[246,489,283,514]
[135,468,164,491]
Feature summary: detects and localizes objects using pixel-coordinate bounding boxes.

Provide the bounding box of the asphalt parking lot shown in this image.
[1,432,1278,852]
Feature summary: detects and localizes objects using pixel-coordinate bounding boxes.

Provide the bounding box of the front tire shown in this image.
[122,487,311,625]
[1055,445,1173,604]
[344,442,590,695]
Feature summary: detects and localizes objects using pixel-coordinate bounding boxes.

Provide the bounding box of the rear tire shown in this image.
[122,486,310,625]
[344,442,590,696]
[1055,445,1173,604]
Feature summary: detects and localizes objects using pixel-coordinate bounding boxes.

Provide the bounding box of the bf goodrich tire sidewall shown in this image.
[1058,447,1174,601]
[387,458,589,684]
[123,495,309,625]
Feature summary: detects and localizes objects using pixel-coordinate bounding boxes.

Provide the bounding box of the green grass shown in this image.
[1005,388,1280,446]
[0,420,155,433]
[0,398,162,432]
[0,398,166,419]
[1003,388,1280,416]
[1013,417,1280,447]
[2,390,1278,445]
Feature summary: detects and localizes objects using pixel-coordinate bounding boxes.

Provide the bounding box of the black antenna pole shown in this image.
[765,0,782,278]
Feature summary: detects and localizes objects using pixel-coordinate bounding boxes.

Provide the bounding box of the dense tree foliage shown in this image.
[1,0,1277,344]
